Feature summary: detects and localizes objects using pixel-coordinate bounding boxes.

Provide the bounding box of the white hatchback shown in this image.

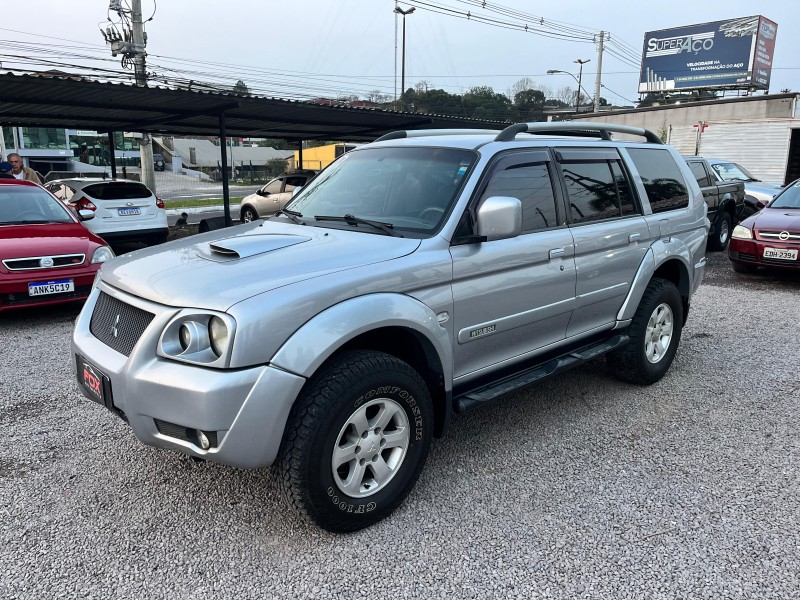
[46,178,169,246]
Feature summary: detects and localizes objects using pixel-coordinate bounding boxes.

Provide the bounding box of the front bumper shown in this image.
[729,238,800,270]
[72,285,306,468]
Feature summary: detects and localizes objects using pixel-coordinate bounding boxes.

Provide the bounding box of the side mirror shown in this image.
[292,186,303,196]
[78,209,95,221]
[257,189,268,196]
[476,196,522,241]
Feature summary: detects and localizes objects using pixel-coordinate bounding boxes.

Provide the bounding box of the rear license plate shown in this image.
[118,208,141,216]
[763,247,798,261]
[79,356,108,405]
[28,279,74,296]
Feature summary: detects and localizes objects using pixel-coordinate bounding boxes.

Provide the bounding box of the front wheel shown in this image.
[240,206,259,223]
[708,211,733,251]
[275,350,433,532]
[607,278,684,385]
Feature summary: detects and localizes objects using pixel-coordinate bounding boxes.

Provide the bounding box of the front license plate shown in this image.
[763,247,798,261]
[28,279,74,296]
[118,207,141,216]
[79,356,108,405]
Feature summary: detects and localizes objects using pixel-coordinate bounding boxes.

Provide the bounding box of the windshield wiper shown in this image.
[272,208,304,224]
[314,214,404,237]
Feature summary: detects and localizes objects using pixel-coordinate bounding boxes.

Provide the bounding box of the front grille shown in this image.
[737,252,757,262]
[2,253,86,271]
[758,230,800,244]
[762,257,800,266]
[89,292,154,356]
[1,285,92,306]
[154,418,219,448]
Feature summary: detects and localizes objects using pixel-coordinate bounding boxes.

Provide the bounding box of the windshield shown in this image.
[284,146,476,236]
[770,181,800,209]
[0,185,76,225]
[710,161,757,182]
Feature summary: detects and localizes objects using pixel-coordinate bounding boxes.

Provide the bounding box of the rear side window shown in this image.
[84,182,152,200]
[557,149,639,224]
[627,148,689,213]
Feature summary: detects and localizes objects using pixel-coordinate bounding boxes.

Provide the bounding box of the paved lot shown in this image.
[1,251,798,599]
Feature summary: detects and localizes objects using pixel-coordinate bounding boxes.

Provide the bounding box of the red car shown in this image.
[729,179,800,273]
[0,179,114,311]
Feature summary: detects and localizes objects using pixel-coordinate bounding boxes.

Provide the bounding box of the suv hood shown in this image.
[101,221,421,310]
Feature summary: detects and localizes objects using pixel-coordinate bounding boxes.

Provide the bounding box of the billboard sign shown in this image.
[639,16,778,93]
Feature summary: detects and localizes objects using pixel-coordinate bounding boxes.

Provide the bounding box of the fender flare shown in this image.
[616,239,693,323]
[270,293,453,385]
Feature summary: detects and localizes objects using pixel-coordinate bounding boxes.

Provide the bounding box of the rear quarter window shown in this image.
[83,182,153,200]
[627,148,689,213]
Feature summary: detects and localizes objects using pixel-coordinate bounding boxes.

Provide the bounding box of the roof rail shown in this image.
[374,129,501,142]
[494,122,663,144]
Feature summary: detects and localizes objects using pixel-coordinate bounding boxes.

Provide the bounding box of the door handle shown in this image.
[548,247,566,259]
[628,233,641,243]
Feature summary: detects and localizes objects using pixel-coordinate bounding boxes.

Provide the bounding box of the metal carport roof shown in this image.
[0,72,506,141]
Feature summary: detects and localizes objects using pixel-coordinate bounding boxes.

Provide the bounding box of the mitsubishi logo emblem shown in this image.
[111,314,121,338]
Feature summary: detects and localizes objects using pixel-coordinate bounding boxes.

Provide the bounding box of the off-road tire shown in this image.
[607,278,683,385]
[708,211,733,251]
[275,350,433,533]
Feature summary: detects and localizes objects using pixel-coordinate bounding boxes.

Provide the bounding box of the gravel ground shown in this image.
[1,251,799,599]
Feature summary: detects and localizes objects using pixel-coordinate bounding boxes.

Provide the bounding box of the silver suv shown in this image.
[72,123,708,532]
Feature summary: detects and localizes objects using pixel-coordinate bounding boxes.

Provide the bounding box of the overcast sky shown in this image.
[3,0,798,106]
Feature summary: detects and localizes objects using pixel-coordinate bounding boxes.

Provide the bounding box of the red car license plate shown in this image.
[79,356,108,405]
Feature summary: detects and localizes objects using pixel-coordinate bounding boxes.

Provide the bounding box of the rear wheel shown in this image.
[708,211,733,251]
[608,278,683,385]
[276,350,433,532]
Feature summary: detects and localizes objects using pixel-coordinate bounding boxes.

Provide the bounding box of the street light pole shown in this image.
[547,64,594,114]
[574,59,590,112]
[394,6,415,109]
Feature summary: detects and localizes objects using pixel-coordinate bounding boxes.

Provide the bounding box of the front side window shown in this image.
[479,157,558,232]
[627,148,689,214]
[287,146,476,236]
[262,178,283,194]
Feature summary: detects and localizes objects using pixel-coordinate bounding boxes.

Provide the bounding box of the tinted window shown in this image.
[627,148,689,213]
[687,161,711,187]
[84,182,153,200]
[561,159,638,224]
[284,176,307,192]
[480,160,558,231]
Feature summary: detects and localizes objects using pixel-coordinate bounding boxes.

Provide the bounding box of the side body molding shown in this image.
[615,237,694,324]
[270,293,453,385]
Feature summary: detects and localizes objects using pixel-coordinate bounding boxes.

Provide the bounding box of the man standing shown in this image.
[7,153,42,184]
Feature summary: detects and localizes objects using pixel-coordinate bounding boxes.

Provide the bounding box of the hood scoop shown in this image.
[208,234,311,259]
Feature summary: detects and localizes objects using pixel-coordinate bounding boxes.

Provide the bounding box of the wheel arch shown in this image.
[270,294,453,437]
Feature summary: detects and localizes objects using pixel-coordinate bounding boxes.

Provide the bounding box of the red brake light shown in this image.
[156,196,165,209]
[75,197,97,211]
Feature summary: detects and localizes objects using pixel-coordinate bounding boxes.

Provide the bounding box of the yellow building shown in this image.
[294,143,360,171]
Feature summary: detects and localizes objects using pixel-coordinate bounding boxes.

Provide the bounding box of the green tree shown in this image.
[258,138,289,150]
[233,80,251,96]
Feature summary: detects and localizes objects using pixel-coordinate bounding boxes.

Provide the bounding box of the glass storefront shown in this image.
[19,127,67,150]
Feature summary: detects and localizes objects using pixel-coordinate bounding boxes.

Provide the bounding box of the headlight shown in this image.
[90,246,115,264]
[731,225,753,240]
[159,311,236,367]
[209,316,229,357]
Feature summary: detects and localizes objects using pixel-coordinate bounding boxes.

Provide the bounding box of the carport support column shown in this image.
[298,141,304,170]
[107,132,117,179]
[219,111,232,227]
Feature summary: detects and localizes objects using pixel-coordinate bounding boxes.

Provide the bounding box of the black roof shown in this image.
[0,72,506,142]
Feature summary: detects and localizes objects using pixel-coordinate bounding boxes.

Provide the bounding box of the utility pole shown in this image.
[394,6,415,110]
[105,0,155,190]
[594,31,605,113]
[131,0,155,192]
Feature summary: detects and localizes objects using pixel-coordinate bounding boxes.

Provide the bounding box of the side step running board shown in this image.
[453,334,629,413]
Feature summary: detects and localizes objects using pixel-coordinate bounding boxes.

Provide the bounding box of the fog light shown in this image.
[196,430,210,450]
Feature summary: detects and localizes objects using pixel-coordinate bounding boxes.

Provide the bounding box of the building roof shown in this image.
[0,72,507,142]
